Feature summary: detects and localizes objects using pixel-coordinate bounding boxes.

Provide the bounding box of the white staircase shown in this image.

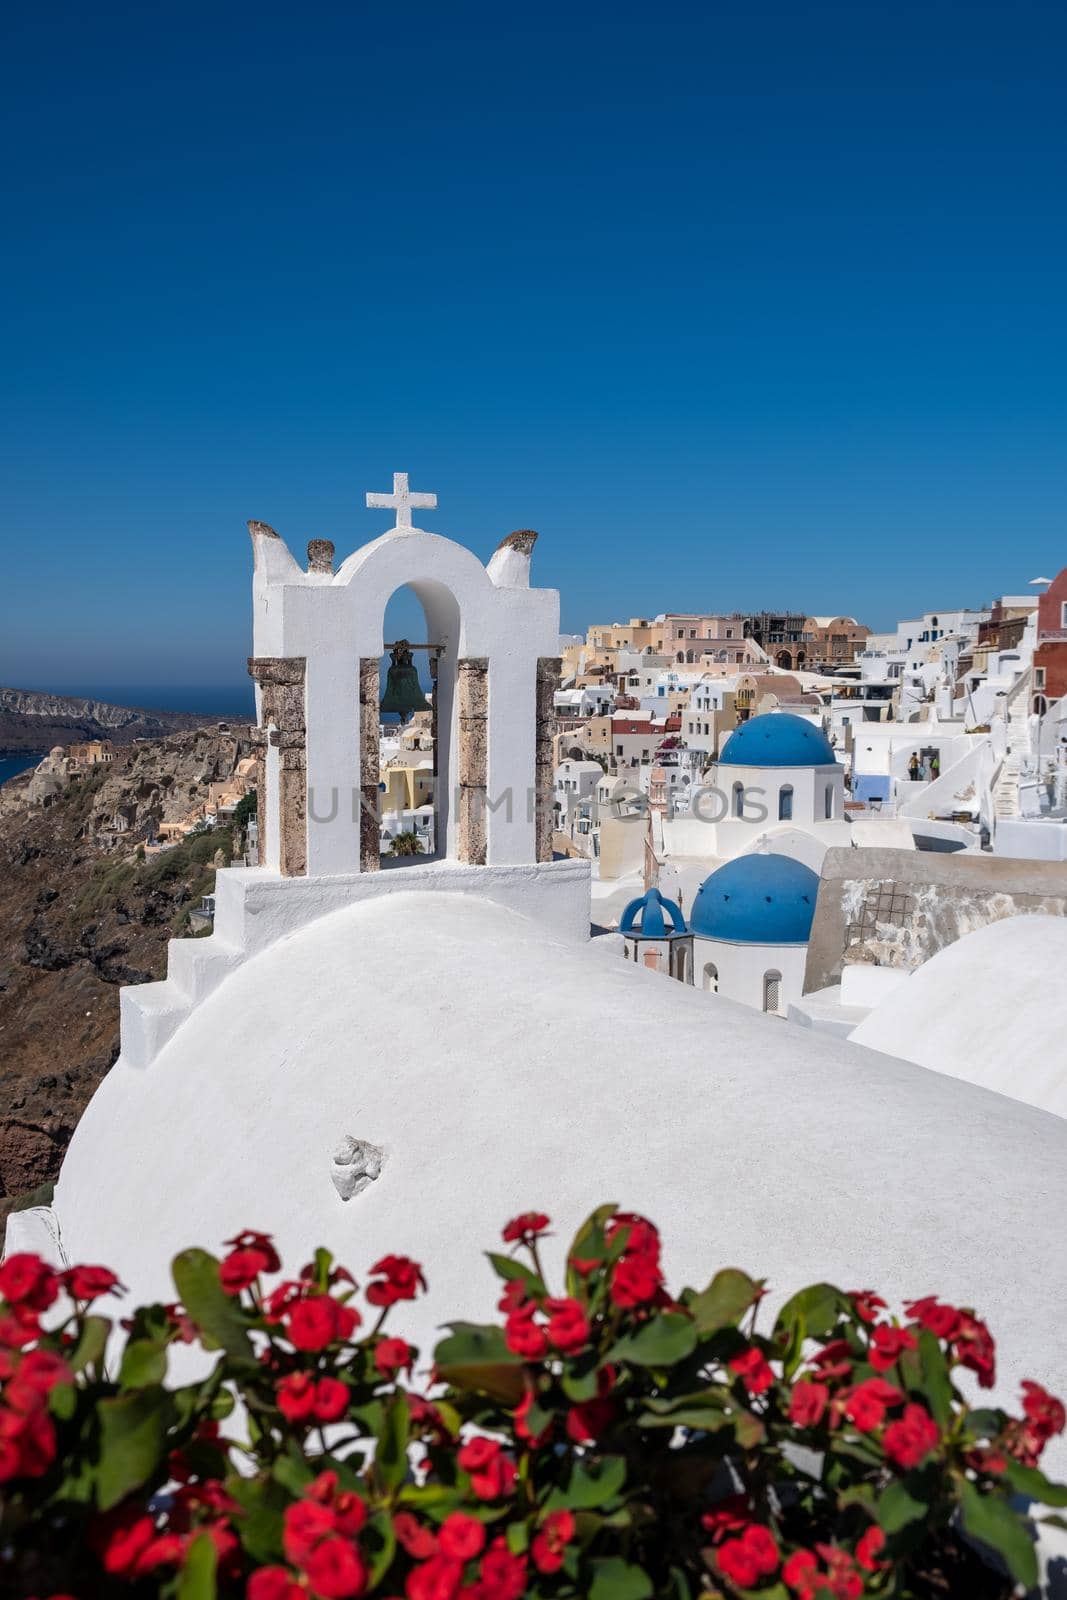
[992,669,1032,822]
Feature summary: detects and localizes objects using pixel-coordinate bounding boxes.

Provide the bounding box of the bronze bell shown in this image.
[380,640,428,722]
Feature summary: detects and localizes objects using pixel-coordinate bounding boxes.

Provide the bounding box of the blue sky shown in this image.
[1,0,1064,702]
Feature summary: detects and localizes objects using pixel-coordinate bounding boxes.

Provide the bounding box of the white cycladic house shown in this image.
[688,852,819,1017]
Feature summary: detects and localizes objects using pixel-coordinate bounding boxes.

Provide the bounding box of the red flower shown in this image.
[716,1525,779,1587]
[477,1542,527,1600]
[782,1548,819,1598]
[248,1569,305,1600]
[501,1213,550,1245]
[304,1536,368,1598]
[0,1401,56,1480]
[809,1339,853,1381]
[606,1212,661,1264]
[905,1296,960,1341]
[848,1289,887,1325]
[544,1297,589,1354]
[13,1348,71,1397]
[375,1337,414,1380]
[1021,1380,1066,1441]
[0,1254,58,1313]
[842,1377,903,1433]
[609,1253,662,1308]
[814,1544,863,1599]
[513,1389,552,1448]
[439,1512,487,1561]
[277,1372,318,1423]
[504,1302,548,1360]
[700,1497,749,1542]
[884,1402,940,1470]
[458,1436,516,1499]
[394,1511,439,1558]
[566,1397,615,1444]
[856,1526,887,1572]
[788,1380,828,1428]
[366,1255,426,1308]
[729,1346,774,1395]
[283,1499,336,1567]
[92,1507,156,1577]
[313,1376,350,1423]
[531,1509,575,1575]
[868,1323,918,1372]
[285,1294,359,1352]
[954,1311,996,1389]
[406,1555,464,1600]
[60,1264,122,1302]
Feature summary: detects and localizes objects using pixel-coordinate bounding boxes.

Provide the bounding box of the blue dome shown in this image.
[619,887,688,938]
[718,713,837,768]
[690,854,819,944]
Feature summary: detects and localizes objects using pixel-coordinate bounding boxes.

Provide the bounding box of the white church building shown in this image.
[7,474,1067,1500]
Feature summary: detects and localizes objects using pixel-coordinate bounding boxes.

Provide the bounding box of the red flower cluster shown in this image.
[253,1470,369,1599]
[395,1510,527,1600]
[503,1294,589,1359]
[1006,1379,1066,1466]
[500,1212,550,1246]
[366,1255,426,1308]
[729,1345,774,1396]
[457,1436,517,1499]
[883,1402,941,1470]
[716,1524,779,1588]
[0,1346,67,1482]
[277,1371,350,1425]
[220,1230,281,1294]
[906,1296,997,1388]
[92,1482,240,1583]
[607,1211,664,1308]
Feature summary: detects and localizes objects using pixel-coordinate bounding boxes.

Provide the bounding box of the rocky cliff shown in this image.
[0,685,244,753]
[0,726,254,1219]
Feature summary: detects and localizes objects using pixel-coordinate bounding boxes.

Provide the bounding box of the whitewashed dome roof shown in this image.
[52,892,1067,1469]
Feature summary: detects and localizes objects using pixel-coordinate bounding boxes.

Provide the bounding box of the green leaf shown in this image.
[588,1556,653,1600]
[97,1386,174,1511]
[364,1509,397,1587]
[177,1531,217,1600]
[608,1312,697,1368]
[69,1314,110,1375]
[562,1359,602,1403]
[485,1253,546,1299]
[226,1474,290,1563]
[119,1338,168,1390]
[910,1330,954,1427]
[774,1282,845,1343]
[376,1392,411,1491]
[1002,1458,1067,1508]
[434,1322,525,1403]
[688,1269,761,1335]
[545,1455,626,1511]
[877,1479,930,1533]
[272,1446,315,1497]
[958,1478,1038,1590]
[172,1249,253,1361]
[965,1408,1004,1439]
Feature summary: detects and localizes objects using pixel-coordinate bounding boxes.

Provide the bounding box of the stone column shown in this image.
[359,658,381,874]
[535,657,561,864]
[247,656,307,877]
[456,658,488,866]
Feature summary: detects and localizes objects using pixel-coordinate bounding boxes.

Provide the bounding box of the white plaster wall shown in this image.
[693,937,808,1016]
[49,892,1067,1483]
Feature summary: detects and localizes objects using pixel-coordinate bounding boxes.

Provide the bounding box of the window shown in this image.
[824,785,834,820]
[1061,602,1067,628]
[1035,667,1046,688]
[703,962,718,993]
[763,970,782,1013]
[733,782,745,818]
[778,785,793,821]
[616,744,624,756]
[726,628,733,639]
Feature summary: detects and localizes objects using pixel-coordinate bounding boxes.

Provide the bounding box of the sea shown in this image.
[0,684,256,787]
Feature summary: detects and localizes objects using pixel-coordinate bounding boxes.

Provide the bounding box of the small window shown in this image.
[1061,602,1067,628]
[824,785,834,820]
[733,782,745,818]
[763,970,782,1013]
[703,962,718,993]
[779,785,793,821]
[1035,667,1046,688]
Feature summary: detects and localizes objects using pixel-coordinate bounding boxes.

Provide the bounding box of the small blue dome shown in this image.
[620,887,688,938]
[718,713,837,768]
[690,854,818,944]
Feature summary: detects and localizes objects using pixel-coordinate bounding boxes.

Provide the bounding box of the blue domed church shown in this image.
[712,713,844,845]
[687,852,819,1015]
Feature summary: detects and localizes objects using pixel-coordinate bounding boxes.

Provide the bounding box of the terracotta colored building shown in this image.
[1034,568,1067,711]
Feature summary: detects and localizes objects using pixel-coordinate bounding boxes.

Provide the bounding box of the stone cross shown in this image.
[365,472,437,531]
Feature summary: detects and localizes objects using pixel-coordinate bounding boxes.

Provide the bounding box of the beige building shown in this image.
[799,617,871,669]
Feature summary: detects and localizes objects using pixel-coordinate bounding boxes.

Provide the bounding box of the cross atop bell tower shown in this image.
[365,471,437,531]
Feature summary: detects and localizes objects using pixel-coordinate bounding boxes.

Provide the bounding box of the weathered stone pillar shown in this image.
[359,658,381,874]
[456,658,488,865]
[535,657,561,864]
[247,656,307,877]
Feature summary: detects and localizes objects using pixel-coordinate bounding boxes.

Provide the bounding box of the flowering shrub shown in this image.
[1,1206,1065,1598]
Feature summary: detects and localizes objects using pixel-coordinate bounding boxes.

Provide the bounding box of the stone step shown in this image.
[119,981,193,1071]
[165,933,244,1004]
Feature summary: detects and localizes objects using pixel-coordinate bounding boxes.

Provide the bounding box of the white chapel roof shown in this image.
[51,892,1067,1467]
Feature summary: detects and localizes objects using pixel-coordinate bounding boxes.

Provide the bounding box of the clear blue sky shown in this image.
[1,0,1064,702]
